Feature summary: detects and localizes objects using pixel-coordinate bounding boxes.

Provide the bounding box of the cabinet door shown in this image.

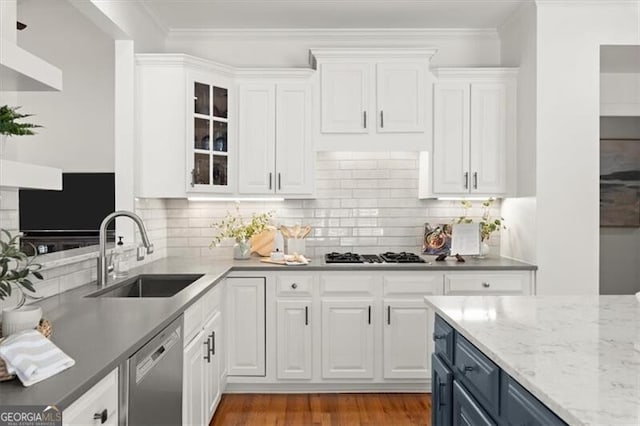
[470,83,507,194]
[376,62,426,133]
[227,277,266,376]
[320,63,370,133]
[183,330,205,426]
[383,300,431,379]
[276,300,312,379]
[433,83,471,194]
[238,84,276,194]
[453,381,496,426]
[275,84,313,194]
[204,312,222,421]
[432,354,453,426]
[321,299,374,379]
[189,76,233,193]
[63,369,118,426]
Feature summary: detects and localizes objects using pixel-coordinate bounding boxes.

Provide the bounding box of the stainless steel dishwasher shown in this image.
[127,316,183,426]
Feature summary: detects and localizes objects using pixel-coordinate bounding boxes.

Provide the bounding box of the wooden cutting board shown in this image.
[259,258,309,266]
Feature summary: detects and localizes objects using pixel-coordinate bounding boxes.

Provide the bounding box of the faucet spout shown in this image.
[97,210,154,288]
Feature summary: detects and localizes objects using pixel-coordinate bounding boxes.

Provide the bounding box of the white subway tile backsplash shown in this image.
[133,152,502,258]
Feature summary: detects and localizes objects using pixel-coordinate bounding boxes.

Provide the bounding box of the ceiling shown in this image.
[141,0,528,30]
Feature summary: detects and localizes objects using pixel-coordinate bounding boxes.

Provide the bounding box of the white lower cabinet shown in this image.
[183,285,225,426]
[444,271,533,295]
[383,300,432,379]
[321,299,375,379]
[226,277,266,376]
[276,300,312,379]
[63,368,118,426]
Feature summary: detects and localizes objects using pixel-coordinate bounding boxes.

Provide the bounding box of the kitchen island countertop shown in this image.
[424,294,640,426]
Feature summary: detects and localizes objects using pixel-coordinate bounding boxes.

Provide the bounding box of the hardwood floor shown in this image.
[210,393,432,426]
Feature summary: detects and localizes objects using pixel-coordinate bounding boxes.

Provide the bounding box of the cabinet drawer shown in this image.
[320,274,374,296]
[63,368,118,426]
[202,284,221,321]
[454,335,500,415]
[382,273,443,297]
[444,272,530,295]
[453,381,496,426]
[184,298,204,346]
[502,375,566,426]
[433,315,455,365]
[277,275,313,297]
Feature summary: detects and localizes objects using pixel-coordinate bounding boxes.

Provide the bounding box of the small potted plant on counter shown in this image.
[0,229,44,337]
[210,206,274,260]
[456,198,505,258]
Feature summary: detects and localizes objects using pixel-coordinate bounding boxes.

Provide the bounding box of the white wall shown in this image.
[498,2,538,264]
[9,0,114,173]
[535,1,640,295]
[165,30,501,68]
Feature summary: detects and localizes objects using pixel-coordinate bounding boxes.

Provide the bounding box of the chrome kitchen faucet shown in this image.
[97,211,154,288]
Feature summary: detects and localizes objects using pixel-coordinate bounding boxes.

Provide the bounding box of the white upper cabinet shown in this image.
[311,48,437,151]
[376,62,427,133]
[135,55,235,198]
[429,68,517,197]
[320,63,370,133]
[238,72,314,196]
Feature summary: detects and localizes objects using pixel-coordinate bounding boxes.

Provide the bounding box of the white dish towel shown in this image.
[0,329,75,387]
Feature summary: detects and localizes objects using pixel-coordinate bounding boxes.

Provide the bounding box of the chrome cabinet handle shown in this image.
[380,110,384,128]
[291,283,298,289]
[464,172,469,189]
[461,365,475,374]
[473,172,478,189]
[387,305,391,325]
[305,306,309,326]
[268,172,272,190]
[363,111,367,128]
[278,173,282,190]
[368,305,371,325]
[210,332,215,355]
[482,282,490,288]
[190,168,196,187]
[438,382,447,408]
[94,409,108,424]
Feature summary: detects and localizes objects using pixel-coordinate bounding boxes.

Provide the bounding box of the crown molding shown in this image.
[167,28,500,43]
[433,67,519,79]
[135,53,235,77]
[235,68,315,79]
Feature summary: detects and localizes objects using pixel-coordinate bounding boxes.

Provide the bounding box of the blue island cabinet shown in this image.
[432,315,567,426]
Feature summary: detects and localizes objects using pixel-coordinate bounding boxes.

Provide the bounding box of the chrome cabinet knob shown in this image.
[482,282,490,288]
[291,283,298,289]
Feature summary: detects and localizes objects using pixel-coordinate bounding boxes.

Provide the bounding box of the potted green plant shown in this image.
[210,207,274,260]
[455,198,505,257]
[0,229,44,336]
[0,105,41,157]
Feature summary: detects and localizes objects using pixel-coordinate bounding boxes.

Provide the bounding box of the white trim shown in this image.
[433,67,519,79]
[536,0,639,6]
[235,68,315,80]
[135,53,235,77]
[310,47,439,63]
[167,28,499,42]
[224,381,431,393]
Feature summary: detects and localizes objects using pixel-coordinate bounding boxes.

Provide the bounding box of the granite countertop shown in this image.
[424,295,640,426]
[0,255,535,409]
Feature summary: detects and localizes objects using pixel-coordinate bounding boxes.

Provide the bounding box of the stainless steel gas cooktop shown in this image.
[324,252,426,264]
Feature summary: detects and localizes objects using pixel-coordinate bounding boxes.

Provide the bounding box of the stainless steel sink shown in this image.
[87,274,204,298]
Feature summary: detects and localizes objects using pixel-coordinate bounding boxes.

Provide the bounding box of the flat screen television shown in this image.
[19,173,115,234]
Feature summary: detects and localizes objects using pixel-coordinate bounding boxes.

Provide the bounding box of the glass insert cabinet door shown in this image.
[191,80,230,190]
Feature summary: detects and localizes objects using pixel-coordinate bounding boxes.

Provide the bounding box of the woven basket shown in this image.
[0,319,52,382]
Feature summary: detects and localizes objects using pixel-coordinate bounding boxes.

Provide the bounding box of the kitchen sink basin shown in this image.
[87,274,204,298]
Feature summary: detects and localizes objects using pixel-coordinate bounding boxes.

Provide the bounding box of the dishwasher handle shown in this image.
[135,327,181,384]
